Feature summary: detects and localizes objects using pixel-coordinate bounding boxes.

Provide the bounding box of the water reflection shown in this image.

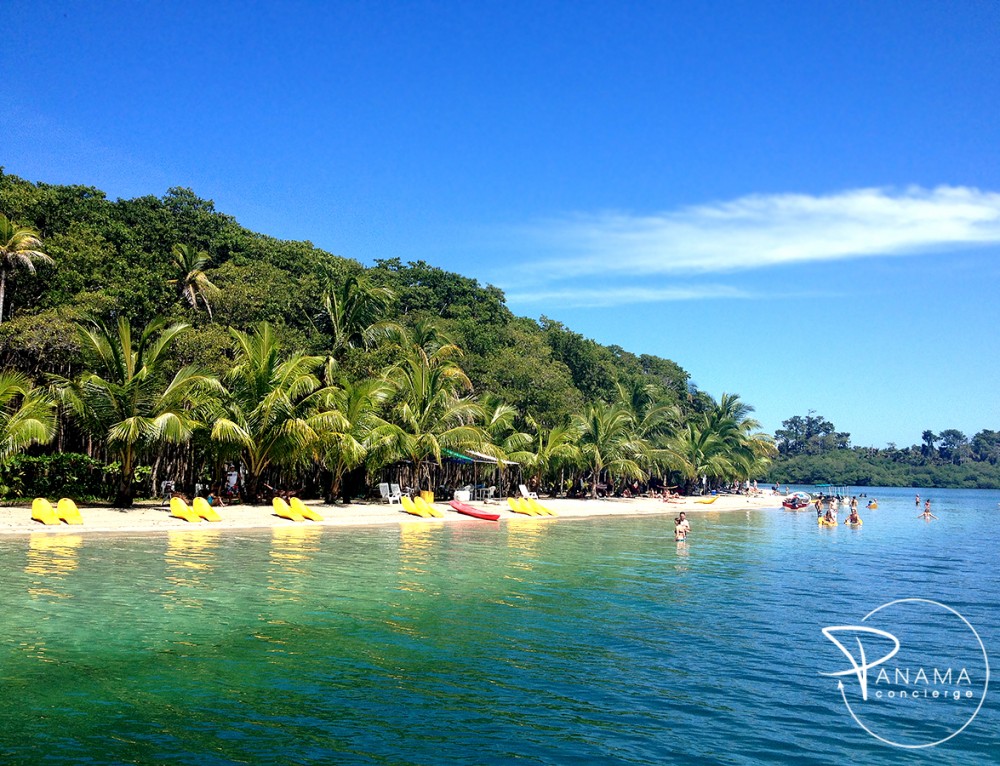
[25,533,83,600]
[162,530,221,615]
[266,525,323,603]
[397,522,434,593]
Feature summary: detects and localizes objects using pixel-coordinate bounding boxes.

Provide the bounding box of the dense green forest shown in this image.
[0,170,775,505]
[766,412,1000,489]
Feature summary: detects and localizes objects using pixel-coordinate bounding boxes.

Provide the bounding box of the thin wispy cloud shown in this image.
[504,284,753,308]
[515,186,1000,279]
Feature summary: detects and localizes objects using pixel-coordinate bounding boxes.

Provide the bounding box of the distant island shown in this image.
[765,412,1000,489]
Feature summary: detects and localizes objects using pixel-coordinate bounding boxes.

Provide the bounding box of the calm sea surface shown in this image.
[1,486,997,765]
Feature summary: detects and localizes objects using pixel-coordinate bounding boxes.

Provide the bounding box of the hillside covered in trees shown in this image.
[766,411,1000,489]
[0,170,775,504]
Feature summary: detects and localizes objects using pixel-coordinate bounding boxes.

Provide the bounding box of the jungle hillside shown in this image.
[0,170,776,505]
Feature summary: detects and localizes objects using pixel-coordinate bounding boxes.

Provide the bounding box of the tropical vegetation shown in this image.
[767,412,1000,489]
[0,169,814,503]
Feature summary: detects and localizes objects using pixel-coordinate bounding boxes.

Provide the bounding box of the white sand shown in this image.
[0,493,783,536]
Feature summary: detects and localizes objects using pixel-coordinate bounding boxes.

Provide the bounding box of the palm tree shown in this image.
[386,321,486,493]
[318,274,399,360]
[316,372,399,503]
[663,393,775,491]
[168,243,220,319]
[0,372,57,464]
[521,416,581,494]
[574,401,645,497]
[211,323,341,501]
[665,420,734,493]
[58,316,221,507]
[704,392,775,483]
[0,214,53,323]
[477,395,534,492]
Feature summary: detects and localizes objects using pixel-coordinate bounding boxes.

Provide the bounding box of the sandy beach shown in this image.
[0,493,783,536]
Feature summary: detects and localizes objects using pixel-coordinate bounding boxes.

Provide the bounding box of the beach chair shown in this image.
[389,483,403,503]
[160,480,173,506]
[170,497,202,523]
[413,495,444,518]
[507,497,537,516]
[31,498,61,525]
[518,484,538,500]
[526,497,557,517]
[290,497,324,521]
[192,496,222,522]
[273,497,305,522]
[379,483,401,504]
[401,496,429,517]
[56,498,84,525]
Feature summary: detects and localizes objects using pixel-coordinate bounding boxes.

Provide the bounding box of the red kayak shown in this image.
[448,499,501,521]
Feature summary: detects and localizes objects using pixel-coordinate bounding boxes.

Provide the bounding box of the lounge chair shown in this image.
[401,496,430,517]
[413,496,444,518]
[170,497,202,523]
[390,483,403,503]
[32,498,61,525]
[379,483,401,504]
[192,496,222,522]
[518,484,539,500]
[507,497,537,516]
[56,498,84,524]
[290,497,324,521]
[272,497,305,522]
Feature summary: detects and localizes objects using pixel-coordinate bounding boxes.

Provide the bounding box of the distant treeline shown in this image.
[765,412,1000,489]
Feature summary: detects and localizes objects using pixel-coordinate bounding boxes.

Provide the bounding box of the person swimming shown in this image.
[847,509,860,525]
[918,499,937,521]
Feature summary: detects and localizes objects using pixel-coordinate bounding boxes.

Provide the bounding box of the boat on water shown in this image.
[448,499,501,521]
[782,491,812,510]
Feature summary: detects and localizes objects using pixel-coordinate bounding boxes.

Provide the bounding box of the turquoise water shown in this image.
[1,486,997,764]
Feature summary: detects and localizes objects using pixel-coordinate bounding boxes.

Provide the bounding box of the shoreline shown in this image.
[0,494,783,537]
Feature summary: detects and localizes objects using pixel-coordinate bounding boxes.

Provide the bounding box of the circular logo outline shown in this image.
[831,598,990,749]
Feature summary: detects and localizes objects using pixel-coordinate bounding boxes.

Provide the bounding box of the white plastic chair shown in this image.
[389,483,403,503]
[519,484,538,500]
[379,483,400,504]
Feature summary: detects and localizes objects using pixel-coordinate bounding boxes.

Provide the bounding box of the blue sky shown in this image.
[3,1,999,447]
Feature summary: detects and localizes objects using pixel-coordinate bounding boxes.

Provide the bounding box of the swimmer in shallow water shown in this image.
[674,517,687,541]
[918,500,937,521]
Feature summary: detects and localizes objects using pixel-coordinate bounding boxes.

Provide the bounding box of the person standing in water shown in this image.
[916,493,921,507]
[918,499,937,521]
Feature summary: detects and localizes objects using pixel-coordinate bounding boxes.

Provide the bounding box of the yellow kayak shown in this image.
[695,496,718,504]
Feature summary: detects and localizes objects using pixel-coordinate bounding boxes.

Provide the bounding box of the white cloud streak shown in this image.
[516,186,1000,279]
[505,284,753,308]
